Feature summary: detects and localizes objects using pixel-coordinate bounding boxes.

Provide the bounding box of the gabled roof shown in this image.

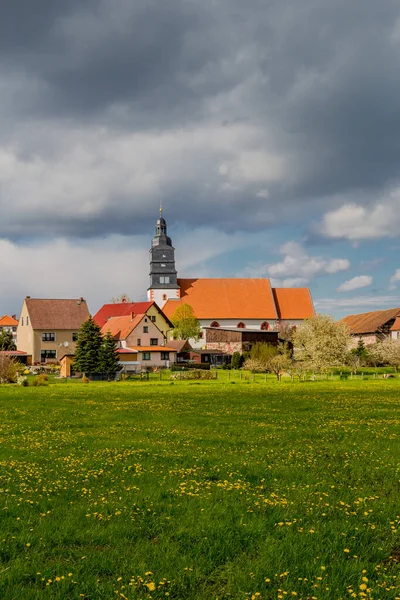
[167,339,193,353]
[23,298,90,330]
[93,301,159,328]
[342,308,400,334]
[100,314,144,340]
[163,278,278,320]
[272,288,315,320]
[130,346,177,352]
[0,315,19,327]
[390,317,400,331]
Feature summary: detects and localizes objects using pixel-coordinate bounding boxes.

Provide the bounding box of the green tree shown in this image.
[171,304,201,340]
[99,331,121,378]
[74,317,103,375]
[0,329,16,351]
[292,314,350,372]
[231,351,243,370]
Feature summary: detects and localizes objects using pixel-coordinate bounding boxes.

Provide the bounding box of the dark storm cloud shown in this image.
[2,0,400,239]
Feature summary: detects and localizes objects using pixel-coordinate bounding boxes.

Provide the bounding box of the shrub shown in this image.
[0,356,18,383]
[17,376,28,387]
[231,352,243,370]
[170,370,215,380]
[32,373,49,387]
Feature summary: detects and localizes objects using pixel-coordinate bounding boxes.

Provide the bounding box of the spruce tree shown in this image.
[73,317,103,375]
[0,329,16,351]
[99,331,120,378]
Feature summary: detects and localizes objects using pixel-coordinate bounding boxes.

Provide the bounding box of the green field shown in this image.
[0,380,399,599]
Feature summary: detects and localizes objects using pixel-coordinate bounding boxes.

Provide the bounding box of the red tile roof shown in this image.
[24,298,90,330]
[163,278,278,320]
[0,315,19,327]
[342,308,400,334]
[100,314,144,340]
[116,348,139,354]
[93,302,154,328]
[0,350,27,355]
[272,288,315,320]
[162,278,314,321]
[390,317,400,331]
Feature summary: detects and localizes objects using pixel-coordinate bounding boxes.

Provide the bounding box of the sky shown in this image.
[1,0,400,319]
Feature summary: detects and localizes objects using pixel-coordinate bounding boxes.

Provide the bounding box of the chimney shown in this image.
[131,312,135,320]
[26,296,30,299]
[12,314,16,320]
[122,298,127,303]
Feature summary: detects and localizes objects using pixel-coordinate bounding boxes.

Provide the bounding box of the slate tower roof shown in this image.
[148,209,178,290]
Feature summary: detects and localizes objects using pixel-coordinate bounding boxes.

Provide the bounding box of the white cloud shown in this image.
[315,295,400,311]
[259,241,350,281]
[321,189,400,240]
[390,268,400,286]
[337,275,372,292]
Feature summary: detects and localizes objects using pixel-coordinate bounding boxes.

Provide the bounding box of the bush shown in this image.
[231,352,243,370]
[0,356,18,383]
[171,363,211,371]
[32,373,49,387]
[17,376,28,387]
[170,370,215,380]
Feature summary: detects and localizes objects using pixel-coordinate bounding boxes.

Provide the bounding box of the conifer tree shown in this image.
[99,331,120,377]
[0,329,16,351]
[73,317,103,375]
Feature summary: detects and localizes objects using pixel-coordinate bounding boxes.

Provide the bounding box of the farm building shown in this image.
[342,308,400,347]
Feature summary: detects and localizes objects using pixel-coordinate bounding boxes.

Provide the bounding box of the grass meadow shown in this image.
[0,379,399,599]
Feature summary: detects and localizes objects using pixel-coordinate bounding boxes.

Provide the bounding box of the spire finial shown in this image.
[160,199,163,217]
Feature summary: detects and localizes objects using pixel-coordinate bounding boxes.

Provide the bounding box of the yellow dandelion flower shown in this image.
[145,582,156,591]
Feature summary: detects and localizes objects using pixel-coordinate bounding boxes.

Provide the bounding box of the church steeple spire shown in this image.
[147,209,180,306]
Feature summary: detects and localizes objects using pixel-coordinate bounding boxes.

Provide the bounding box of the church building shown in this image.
[147,210,315,346]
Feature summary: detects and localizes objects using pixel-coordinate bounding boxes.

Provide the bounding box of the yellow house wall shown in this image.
[146,305,172,337]
[16,300,34,356]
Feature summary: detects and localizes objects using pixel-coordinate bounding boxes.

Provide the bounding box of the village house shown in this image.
[17,297,90,364]
[146,210,315,349]
[93,300,173,337]
[342,307,400,347]
[100,312,177,370]
[0,314,19,344]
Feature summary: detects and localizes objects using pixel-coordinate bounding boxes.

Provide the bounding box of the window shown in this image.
[142,352,151,361]
[151,315,156,322]
[144,318,148,322]
[150,338,158,346]
[210,321,220,328]
[72,332,79,342]
[143,326,148,333]
[260,322,270,331]
[237,322,246,329]
[162,294,167,301]
[41,349,56,362]
[21,317,24,326]
[161,263,166,267]
[161,352,170,361]
[137,338,141,346]
[42,332,55,342]
[26,316,29,326]
[12,327,17,332]
[160,276,170,284]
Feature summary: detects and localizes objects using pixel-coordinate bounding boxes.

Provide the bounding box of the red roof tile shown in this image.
[342,308,400,334]
[390,317,400,331]
[93,302,154,328]
[272,288,315,320]
[100,314,144,340]
[163,278,278,320]
[0,315,19,327]
[24,298,90,330]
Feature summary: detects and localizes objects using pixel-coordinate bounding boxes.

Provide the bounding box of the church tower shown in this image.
[147,208,180,306]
